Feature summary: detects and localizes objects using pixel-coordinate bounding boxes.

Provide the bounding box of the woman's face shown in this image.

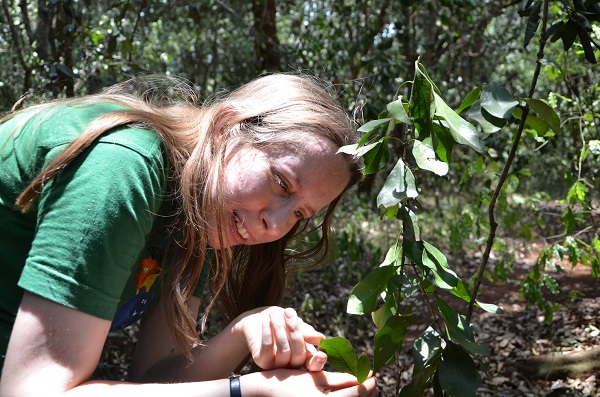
[207,134,350,249]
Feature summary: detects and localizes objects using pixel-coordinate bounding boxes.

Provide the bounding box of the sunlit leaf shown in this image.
[372,298,396,330]
[412,140,449,176]
[358,118,392,134]
[438,343,482,397]
[376,160,418,208]
[357,118,392,146]
[387,97,413,125]
[318,337,357,376]
[566,179,588,205]
[433,92,484,153]
[413,326,442,371]
[456,85,482,114]
[422,241,458,290]
[465,100,504,135]
[347,265,398,314]
[475,300,505,314]
[480,82,519,119]
[381,241,402,267]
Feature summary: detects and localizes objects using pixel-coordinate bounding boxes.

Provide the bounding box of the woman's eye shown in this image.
[275,174,289,192]
[294,210,304,219]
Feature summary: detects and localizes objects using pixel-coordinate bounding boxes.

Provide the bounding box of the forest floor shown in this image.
[98,239,599,396]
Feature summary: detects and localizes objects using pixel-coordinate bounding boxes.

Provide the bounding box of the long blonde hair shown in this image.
[8,74,362,358]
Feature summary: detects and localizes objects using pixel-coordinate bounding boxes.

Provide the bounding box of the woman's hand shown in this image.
[233,306,328,371]
[241,369,379,397]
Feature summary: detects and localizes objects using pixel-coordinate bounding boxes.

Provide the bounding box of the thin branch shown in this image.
[467,0,550,322]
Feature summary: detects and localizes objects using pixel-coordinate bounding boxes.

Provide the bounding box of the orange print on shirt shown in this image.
[135,257,161,293]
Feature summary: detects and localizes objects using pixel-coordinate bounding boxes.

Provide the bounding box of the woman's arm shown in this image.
[0,292,377,397]
[131,297,328,382]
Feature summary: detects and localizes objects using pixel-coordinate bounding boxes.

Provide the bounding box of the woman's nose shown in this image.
[261,202,296,239]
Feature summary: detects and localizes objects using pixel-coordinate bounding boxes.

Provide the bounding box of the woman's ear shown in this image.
[213,104,238,145]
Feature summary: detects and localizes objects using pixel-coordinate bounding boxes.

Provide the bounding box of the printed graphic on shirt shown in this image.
[111,256,161,330]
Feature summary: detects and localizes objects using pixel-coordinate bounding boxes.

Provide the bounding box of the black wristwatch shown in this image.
[229,373,242,397]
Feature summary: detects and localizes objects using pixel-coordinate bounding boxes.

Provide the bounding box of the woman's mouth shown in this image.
[234,214,249,240]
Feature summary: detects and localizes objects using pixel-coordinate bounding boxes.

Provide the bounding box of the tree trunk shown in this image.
[251,0,281,72]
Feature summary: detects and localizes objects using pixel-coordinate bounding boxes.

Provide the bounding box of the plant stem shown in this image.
[467,0,550,322]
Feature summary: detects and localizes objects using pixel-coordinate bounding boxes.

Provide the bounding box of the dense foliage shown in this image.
[1,0,598,395]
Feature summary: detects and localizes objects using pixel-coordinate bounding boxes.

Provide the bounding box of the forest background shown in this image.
[1,1,599,396]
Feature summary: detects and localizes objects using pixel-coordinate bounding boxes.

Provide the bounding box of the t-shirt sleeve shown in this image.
[18,127,168,321]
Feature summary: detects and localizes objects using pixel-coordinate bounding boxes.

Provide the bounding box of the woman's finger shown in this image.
[304,343,327,372]
[301,321,325,345]
[284,308,307,367]
[270,309,292,368]
[325,377,378,397]
[256,309,276,369]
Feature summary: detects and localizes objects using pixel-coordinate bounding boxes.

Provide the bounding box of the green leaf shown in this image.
[400,273,422,300]
[399,365,438,397]
[422,241,459,290]
[578,25,598,63]
[513,107,551,137]
[524,1,542,47]
[374,314,416,371]
[363,141,389,175]
[525,114,550,136]
[432,123,454,163]
[465,100,505,135]
[319,337,358,376]
[397,205,421,242]
[372,298,397,330]
[356,353,371,384]
[562,19,579,51]
[410,64,436,140]
[357,118,391,146]
[376,160,418,208]
[566,180,588,205]
[456,85,482,114]
[436,297,490,356]
[593,237,600,254]
[412,140,449,176]
[357,118,392,134]
[347,265,398,314]
[480,82,519,119]
[523,98,561,133]
[438,343,482,397]
[449,278,472,302]
[413,326,442,371]
[475,300,505,314]
[544,21,564,40]
[387,98,413,125]
[381,240,403,266]
[433,92,484,153]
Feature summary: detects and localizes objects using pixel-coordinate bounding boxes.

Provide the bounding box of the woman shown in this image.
[0,74,378,396]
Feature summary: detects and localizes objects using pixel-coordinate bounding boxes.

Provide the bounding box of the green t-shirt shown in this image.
[0,102,209,366]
